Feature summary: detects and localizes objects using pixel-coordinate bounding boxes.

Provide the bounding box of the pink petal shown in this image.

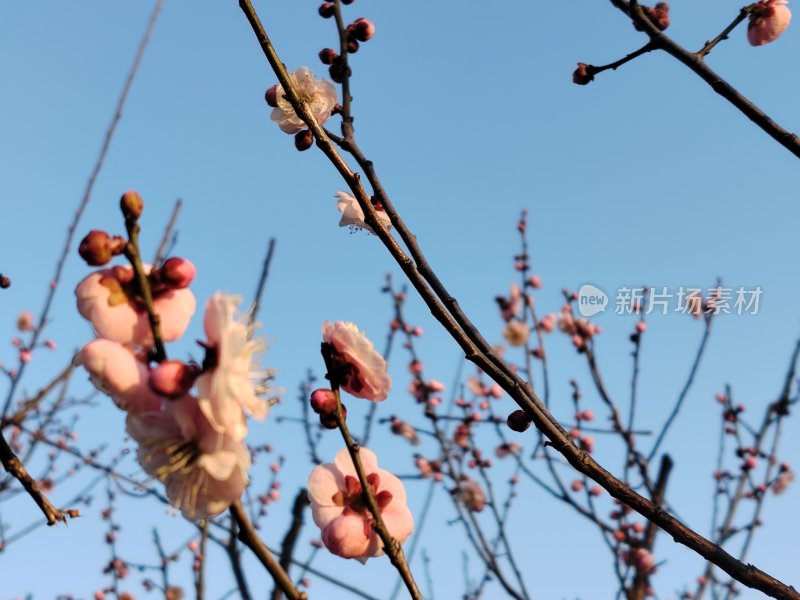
[333,447,378,479]
[322,514,371,559]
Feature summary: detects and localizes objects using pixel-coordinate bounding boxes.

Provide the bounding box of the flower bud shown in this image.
[159,257,196,289]
[346,38,360,54]
[0,274,9,288]
[573,63,595,85]
[120,190,144,221]
[16,311,34,332]
[320,403,346,429]
[506,409,532,432]
[265,85,279,107]
[295,129,314,151]
[318,3,335,18]
[149,360,197,398]
[78,230,125,266]
[319,48,338,65]
[310,388,337,414]
[329,58,352,83]
[634,3,670,31]
[351,18,375,42]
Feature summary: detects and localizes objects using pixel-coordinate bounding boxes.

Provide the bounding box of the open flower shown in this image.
[196,293,271,442]
[322,321,391,401]
[307,447,413,562]
[271,67,337,134]
[748,0,791,45]
[129,395,250,521]
[75,266,195,347]
[336,191,392,234]
[502,320,529,347]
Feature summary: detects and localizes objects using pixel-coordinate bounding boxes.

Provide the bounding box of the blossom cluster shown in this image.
[307,321,413,562]
[74,195,270,521]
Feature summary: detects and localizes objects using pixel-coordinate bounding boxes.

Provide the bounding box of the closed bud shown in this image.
[506,409,532,432]
[78,230,125,266]
[351,18,375,42]
[573,63,595,85]
[120,190,144,221]
[318,3,335,18]
[149,360,197,398]
[310,388,337,415]
[319,48,338,65]
[329,58,352,83]
[320,403,346,429]
[295,129,314,151]
[265,85,279,107]
[160,257,196,289]
[346,38,360,53]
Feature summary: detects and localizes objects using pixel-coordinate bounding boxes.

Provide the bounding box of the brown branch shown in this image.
[271,489,310,600]
[230,500,307,600]
[239,3,800,597]
[226,519,253,600]
[609,0,800,159]
[0,432,73,525]
[628,455,674,600]
[330,390,423,600]
[1,0,164,420]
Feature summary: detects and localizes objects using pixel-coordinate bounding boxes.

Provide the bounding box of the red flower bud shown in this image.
[120,190,143,221]
[310,388,337,415]
[159,257,196,289]
[149,360,197,398]
[506,409,532,432]
[351,18,375,42]
[265,85,279,107]
[573,63,595,85]
[319,48,338,65]
[295,130,314,151]
[78,230,125,266]
[318,3,335,18]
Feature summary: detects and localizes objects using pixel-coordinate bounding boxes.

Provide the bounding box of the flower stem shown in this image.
[332,390,423,600]
[696,4,758,58]
[124,220,168,362]
[230,500,307,600]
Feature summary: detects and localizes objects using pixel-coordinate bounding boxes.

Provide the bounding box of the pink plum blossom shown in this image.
[307,447,413,562]
[322,321,391,401]
[74,338,162,413]
[129,395,250,521]
[748,0,791,46]
[196,293,271,441]
[75,266,195,347]
[458,478,486,512]
[502,320,529,347]
[336,191,392,234]
[270,67,337,134]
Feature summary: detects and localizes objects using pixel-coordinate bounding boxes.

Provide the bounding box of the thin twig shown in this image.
[251,237,276,325]
[152,198,183,265]
[239,2,800,596]
[271,489,310,600]
[230,500,306,600]
[0,0,164,420]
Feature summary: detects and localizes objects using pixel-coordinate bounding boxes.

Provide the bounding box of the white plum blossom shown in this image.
[336,191,392,234]
[271,67,337,134]
[196,293,271,442]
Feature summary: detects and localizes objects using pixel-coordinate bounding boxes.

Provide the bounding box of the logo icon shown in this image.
[578,284,608,317]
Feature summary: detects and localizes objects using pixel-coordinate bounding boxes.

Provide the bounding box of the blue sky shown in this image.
[1,1,799,598]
